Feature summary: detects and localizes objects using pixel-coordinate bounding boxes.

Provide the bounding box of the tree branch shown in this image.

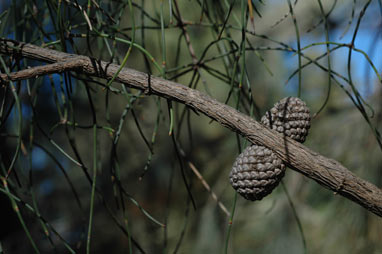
[1,38,381,217]
[0,60,85,82]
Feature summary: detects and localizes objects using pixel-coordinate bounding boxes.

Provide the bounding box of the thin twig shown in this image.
[178,146,230,217]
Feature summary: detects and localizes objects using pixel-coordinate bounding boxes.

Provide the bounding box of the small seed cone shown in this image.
[261,97,311,143]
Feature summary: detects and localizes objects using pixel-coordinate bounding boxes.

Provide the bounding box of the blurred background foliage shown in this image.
[0,0,381,253]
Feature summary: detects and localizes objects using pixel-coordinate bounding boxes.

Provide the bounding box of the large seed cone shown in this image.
[261,97,311,143]
[229,145,286,201]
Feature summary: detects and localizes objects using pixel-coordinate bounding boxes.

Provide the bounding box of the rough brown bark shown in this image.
[1,38,381,217]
